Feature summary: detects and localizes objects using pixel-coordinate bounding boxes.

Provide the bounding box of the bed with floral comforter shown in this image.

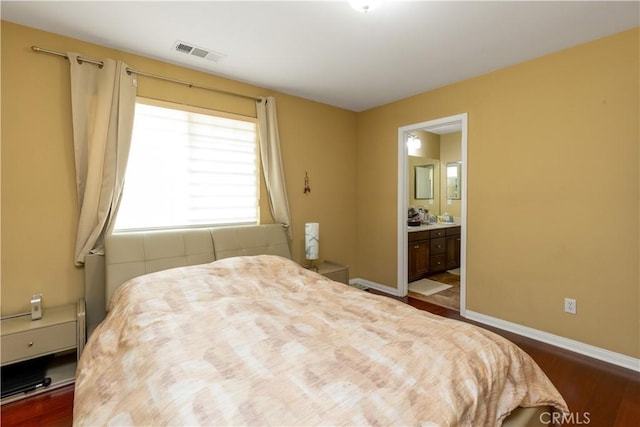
[74,255,568,426]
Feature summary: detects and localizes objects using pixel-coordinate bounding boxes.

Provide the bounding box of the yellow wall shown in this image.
[2,21,638,359]
[357,28,639,358]
[1,21,357,315]
[440,132,462,219]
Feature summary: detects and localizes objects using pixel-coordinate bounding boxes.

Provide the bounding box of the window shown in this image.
[114,98,258,231]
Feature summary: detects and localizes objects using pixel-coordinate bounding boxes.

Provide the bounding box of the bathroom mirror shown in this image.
[446,162,462,200]
[414,165,434,199]
[408,157,440,215]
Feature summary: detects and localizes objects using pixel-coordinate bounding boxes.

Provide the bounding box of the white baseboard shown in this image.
[350,277,640,372]
[350,278,402,296]
[465,311,640,372]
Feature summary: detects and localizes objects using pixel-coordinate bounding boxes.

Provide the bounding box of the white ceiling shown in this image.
[2,1,638,112]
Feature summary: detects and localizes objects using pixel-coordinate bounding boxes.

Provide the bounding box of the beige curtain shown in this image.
[68,53,137,265]
[256,97,292,239]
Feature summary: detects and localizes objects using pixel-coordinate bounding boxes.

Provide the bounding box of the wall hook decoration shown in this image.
[304,171,311,194]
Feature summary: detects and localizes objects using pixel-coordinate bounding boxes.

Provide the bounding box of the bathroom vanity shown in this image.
[408,224,460,282]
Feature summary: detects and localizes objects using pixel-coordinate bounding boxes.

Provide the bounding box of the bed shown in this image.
[74,225,568,426]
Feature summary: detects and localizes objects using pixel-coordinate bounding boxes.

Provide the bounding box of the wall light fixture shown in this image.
[407,134,421,151]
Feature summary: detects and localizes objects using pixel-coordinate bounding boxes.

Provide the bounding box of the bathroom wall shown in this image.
[440,132,462,220]
[408,156,440,215]
[408,130,440,213]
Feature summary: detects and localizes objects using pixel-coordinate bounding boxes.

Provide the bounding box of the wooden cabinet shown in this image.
[429,237,447,273]
[446,227,461,270]
[1,300,85,404]
[408,226,461,281]
[408,232,430,282]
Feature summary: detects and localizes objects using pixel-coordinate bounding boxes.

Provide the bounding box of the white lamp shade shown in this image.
[305,223,319,260]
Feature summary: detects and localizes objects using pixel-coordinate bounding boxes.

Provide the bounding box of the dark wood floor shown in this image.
[2,297,638,426]
[1,382,74,426]
[408,298,640,426]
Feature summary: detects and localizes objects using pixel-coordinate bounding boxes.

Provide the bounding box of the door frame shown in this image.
[397,113,468,316]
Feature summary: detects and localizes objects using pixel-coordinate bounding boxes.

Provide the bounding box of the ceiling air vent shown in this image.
[173,41,226,62]
[175,42,194,54]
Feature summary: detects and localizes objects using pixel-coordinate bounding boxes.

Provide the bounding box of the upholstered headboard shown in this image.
[104,224,290,311]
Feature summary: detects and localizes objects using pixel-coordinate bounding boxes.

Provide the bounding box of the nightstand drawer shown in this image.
[322,269,349,284]
[316,261,349,284]
[1,322,76,365]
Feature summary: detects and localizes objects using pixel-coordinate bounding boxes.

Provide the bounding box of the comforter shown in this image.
[74,255,568,426]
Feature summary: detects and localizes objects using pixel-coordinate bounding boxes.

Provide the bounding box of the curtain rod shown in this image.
[31,46,262,102]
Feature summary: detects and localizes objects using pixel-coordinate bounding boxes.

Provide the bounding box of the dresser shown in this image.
[1,300,85,404]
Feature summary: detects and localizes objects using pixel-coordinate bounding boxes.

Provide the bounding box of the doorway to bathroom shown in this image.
[397,113,468,315]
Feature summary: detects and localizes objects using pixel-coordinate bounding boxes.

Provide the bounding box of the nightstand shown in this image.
[315,260,349,284]
[1,300,85,404]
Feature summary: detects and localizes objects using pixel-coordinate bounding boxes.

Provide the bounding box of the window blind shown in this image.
[114,100,258,231]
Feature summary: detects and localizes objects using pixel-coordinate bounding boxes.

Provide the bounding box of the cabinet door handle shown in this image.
[413,246,419,249]
[27,341,33,347]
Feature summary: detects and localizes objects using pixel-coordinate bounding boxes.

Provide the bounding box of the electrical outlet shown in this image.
[564,298,577,314]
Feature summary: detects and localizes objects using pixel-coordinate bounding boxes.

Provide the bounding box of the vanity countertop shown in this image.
[408,223,459,232]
